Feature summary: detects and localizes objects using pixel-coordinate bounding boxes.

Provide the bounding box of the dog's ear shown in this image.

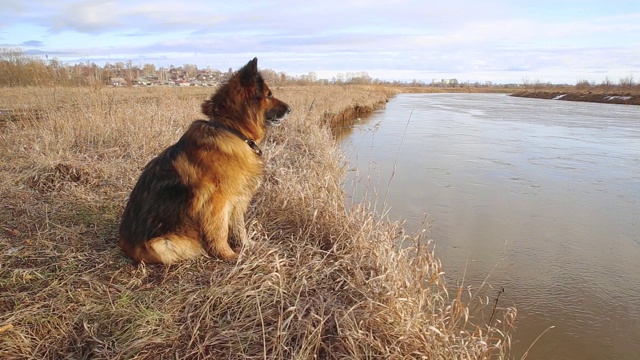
[238,57,259,86]
[247,57,258,72]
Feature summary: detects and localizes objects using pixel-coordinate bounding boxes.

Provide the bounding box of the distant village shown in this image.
[107,64,482,88]
[106,64,489,88]
[104,63,468,88]
[108,66,230,87]
[80,62,384,87]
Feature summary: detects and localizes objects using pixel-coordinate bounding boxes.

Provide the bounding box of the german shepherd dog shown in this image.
[118,58,290,264]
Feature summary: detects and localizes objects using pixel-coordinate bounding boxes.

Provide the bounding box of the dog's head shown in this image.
[201,58,291,130]
[239,58,290,126]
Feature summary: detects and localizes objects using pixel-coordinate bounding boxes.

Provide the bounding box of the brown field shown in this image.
[0,85,515,359]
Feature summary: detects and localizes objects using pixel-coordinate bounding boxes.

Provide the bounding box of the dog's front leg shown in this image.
[228,201,249,250]
[229,196,251,248]
[200,200,238,260]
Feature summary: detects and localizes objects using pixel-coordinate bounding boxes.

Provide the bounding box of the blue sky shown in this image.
[1,0,639,83]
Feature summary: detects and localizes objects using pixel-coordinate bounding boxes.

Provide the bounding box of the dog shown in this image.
[118,58,290,264]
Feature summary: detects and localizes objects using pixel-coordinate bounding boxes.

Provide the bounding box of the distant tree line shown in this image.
[573,76,638,91]
[0,48,95,86]
[520,76,638,91]
[1,48,387,87]
[5,47,635,89]
[0,48,488,88]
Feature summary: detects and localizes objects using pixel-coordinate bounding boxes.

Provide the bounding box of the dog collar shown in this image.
[244,139,263,157]
[212,122,262,157]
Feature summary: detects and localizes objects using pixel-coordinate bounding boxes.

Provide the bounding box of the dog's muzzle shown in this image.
[266,104,291,126]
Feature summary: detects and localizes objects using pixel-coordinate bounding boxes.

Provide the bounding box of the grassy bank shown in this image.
[0,85,515,359]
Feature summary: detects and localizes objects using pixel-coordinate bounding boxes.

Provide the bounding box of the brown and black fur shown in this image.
[118,58,290,264]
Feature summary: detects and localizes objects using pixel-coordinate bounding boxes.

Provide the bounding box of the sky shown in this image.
[1,0,639,84]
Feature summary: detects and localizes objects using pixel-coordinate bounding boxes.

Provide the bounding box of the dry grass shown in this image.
[0,84,515,359]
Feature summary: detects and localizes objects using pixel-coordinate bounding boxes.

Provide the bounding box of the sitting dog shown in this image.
[118,58,290,264]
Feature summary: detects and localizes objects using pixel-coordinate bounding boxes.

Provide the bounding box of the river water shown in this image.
[337,93,640,360]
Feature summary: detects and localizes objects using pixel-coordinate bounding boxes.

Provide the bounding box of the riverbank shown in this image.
[0,85,514,359]
[511,89,640,105]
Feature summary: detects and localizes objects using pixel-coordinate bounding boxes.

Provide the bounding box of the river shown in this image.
[337,93,640,360]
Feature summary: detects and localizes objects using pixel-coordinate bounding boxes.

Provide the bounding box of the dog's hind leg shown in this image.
[141,234,207,264]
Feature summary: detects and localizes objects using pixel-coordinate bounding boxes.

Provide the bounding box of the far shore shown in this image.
[510,90,640,105]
